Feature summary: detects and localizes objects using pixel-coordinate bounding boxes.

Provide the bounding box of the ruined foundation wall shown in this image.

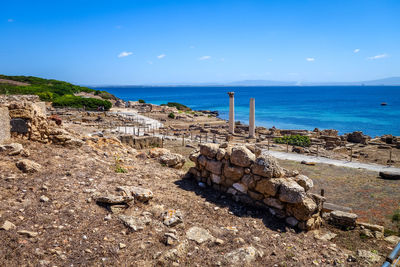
[119,135,161,149]
[188,143,324,230]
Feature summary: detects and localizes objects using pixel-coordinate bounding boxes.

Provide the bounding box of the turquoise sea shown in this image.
[97,86,400,137]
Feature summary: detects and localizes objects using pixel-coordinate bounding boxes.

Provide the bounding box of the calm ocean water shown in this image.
[98,86,400,137]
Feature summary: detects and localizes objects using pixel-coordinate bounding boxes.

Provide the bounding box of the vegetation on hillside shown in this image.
[0,75,114,110]
[161,102,191,111]
[275,135,311,147]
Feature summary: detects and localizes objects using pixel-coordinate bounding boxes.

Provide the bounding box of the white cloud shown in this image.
[354,48,360,53]
[306,57,315,62]
[157,54,166,59]
[367,54,388,60]
[199,56,211,60]
[118,51,133,58]
[7,19,14,22]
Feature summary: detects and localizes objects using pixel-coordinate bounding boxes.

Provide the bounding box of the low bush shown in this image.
[161,102,191,111]
[275,135,311,147]
[138,99,146,103]
[168,112,175,119]
[52,95,112,110]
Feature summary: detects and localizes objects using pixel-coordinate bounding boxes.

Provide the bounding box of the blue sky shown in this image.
[1,0,399,85]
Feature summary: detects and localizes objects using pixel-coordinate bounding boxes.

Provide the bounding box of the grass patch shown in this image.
[275,135,311,147]
[161,102,191,111]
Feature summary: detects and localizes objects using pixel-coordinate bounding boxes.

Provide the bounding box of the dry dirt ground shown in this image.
[0,137,395,266]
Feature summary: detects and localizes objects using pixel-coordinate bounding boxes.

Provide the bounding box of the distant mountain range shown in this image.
[219,77,400,86]
[90,77,400,87]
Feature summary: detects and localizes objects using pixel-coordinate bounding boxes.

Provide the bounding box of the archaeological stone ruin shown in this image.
[188,143,325,230]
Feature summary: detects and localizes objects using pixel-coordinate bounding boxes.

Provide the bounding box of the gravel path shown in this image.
[263,150,400,174]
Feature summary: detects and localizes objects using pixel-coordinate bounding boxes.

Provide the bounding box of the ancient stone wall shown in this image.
[1,96,82,146]
[119,135,161,149]
[188,143,324,230]
[0,107,11,144]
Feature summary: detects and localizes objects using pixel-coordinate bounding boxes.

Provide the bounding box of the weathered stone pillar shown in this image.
[228,92,235,134]
[0,107,10,144]
[249,98,255,138]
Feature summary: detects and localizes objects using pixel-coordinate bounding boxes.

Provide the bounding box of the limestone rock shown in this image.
[216,148,226,161]
[16,159,42,173]
[255,178,284,197]
[286,197,317,220]
[0,143,23,156]
[384,235,400,244]
[149,148,170,158]
[1,220,16,231]
[118,215,151,231]
[17,230,38,238]
[233,183,248,194]
[263,197,284,209]
[157,240,188,265]
[292,175,313,191]
[199,143,220,159]
[251,155,283,178]
[117,186,153,202]
[315,232,337,241]
[205,159,223,175]
[159,153,186,169]
[357,222,384,234]
[230,146,255,167]
[162,209,183,227]
[189,150,200,163]
[329,210,358,228]
[223,246,259,266]
[223,163,244,181]
[94,195,134,204]
[278,179,306,204]
[357,249,381,263]
[210,173,222,184]
[186,226,214,244]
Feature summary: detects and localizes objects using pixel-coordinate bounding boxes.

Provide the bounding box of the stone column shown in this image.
[249,98,255,138]
[228,92,235,134]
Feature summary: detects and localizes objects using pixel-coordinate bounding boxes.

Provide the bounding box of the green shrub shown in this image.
[36,91,54,101]
[52,95,112,110]
[138,99,146,103]
[275,135,311,147]
[168,112,175,119]
[163,102,191,111]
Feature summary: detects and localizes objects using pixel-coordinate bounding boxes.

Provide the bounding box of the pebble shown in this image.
[119,243,126,249]
[40,195,50,202]
[17,230,38,238]
[0,220,16,231]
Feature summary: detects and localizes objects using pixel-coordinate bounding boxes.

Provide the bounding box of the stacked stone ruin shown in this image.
[0,95,82,146]
[188,143,325,230]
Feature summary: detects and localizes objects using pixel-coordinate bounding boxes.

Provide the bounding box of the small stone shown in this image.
[384,235,400,244]
[198,182,206,188]
[315,232,337,241]
[40,195,50,202]
[104,214,112,221]
[285,217,299,227]
[357,249,381,263]
[119,243,126,249]
[16,159,42,173]
[17,230,38,237]
[1,220,16,231]
[162,209,183,227]
[215,238,224,245]
[186,226,214,244]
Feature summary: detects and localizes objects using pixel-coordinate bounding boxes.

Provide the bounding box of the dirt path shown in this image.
[264,150,400,174]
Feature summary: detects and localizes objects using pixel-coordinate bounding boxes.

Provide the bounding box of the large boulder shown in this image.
[286,197,317,220]
[329,210,358,228]
[379,171,400,180]
[0,143,23,156]
[292,175,313,191]
[223,162,244,181]
[159,153,186,169]
[199,143,219,159]
[16,159,42,173]
[230,146,255,167]
[278,179,306,204]
[346,131,370,144]
[205,159,223,175]
[254,178,284,197]
[251,155,284,178]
